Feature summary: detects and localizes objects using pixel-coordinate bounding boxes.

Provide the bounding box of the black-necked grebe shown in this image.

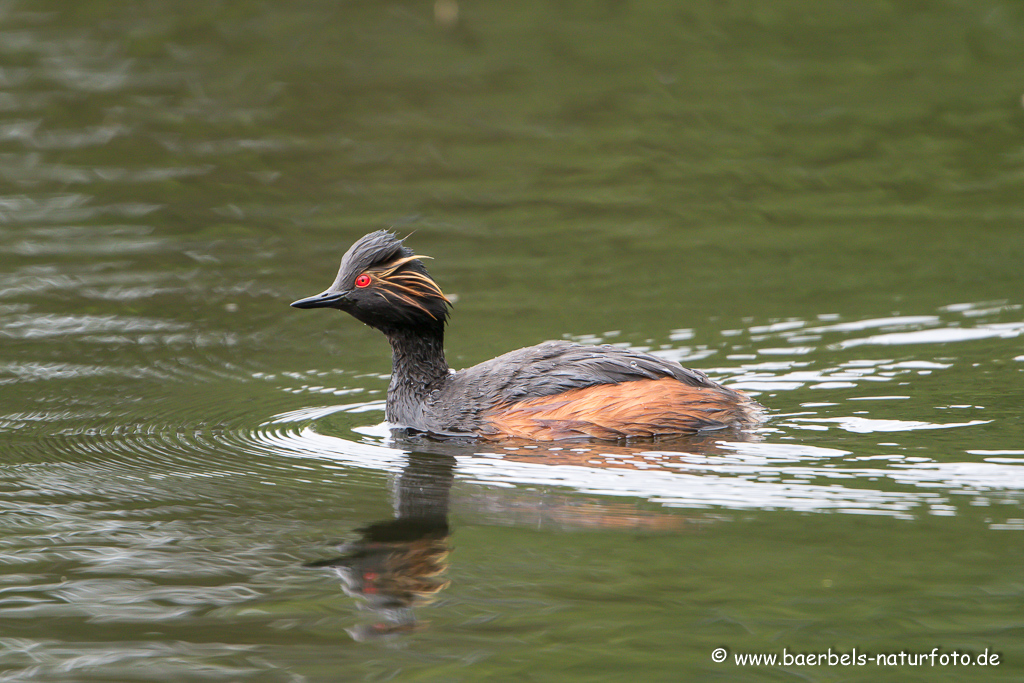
[291,231,763,440]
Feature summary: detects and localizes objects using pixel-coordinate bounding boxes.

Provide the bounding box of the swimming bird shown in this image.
[291,231,762,440]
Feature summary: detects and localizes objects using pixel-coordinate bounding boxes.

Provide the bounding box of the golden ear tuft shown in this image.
[372,254,451,319]
[378,254,433,277]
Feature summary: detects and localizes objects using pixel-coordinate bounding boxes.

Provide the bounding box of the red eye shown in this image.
[354,274,372,288]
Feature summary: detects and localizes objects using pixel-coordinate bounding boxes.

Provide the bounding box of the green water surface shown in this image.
[1,1,1023,681]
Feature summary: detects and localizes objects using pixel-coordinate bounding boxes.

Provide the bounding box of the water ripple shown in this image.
[4,302,1018,528]
[0,638,276,683]
[233,410,1021,521]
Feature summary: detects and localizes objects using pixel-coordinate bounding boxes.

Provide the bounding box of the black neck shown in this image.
[384,325,449,420]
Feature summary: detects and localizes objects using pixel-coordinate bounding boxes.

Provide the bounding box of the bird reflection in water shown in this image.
[307,452,455,640]
[307,429,763,639]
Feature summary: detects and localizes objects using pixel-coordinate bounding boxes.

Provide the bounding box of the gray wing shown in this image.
[446,340,720,407]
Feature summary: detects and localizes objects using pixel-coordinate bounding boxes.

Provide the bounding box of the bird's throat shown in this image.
[384,328,449,424]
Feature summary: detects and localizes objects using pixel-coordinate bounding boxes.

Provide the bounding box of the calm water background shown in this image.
[2,1,1023,681]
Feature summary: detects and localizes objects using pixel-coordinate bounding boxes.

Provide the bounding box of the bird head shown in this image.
[291,230,451,333]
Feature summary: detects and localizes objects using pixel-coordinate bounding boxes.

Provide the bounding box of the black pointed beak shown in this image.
[290,290,347,309]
